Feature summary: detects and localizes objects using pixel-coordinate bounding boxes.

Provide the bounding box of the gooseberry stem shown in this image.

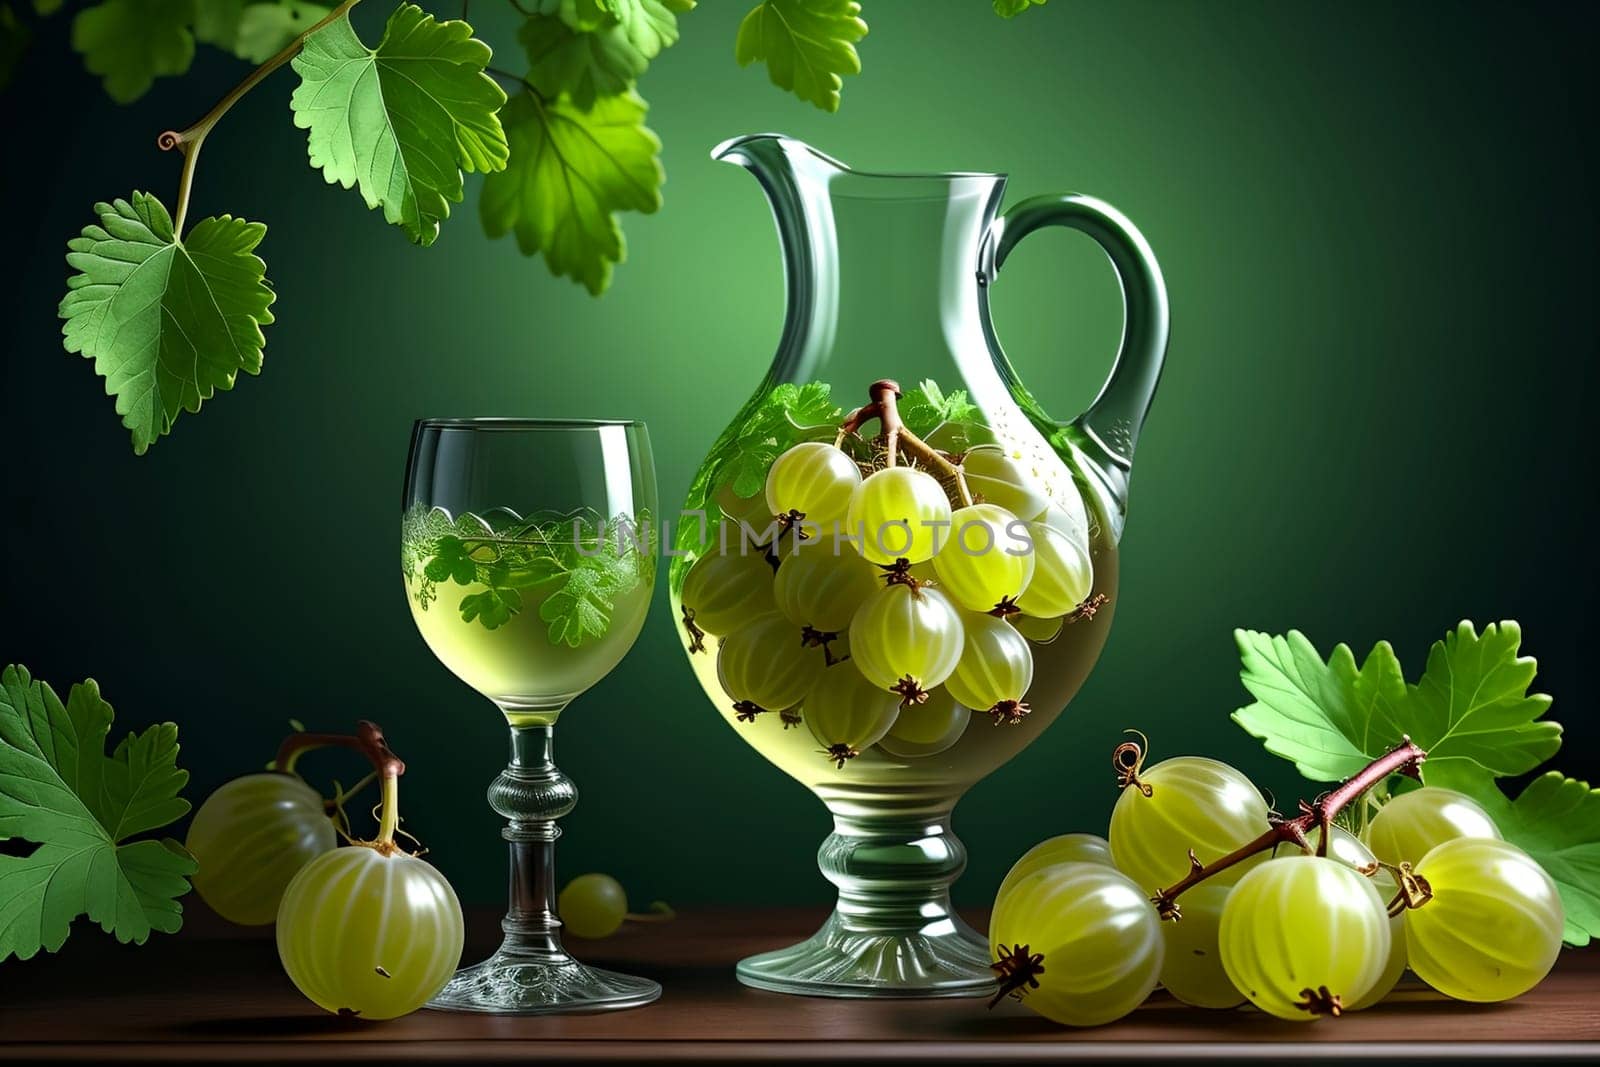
[377,773,401,846]
[273,721,407,846]
[1147,737,1426,918]
[273,732,359,774]
[836,380,975,506]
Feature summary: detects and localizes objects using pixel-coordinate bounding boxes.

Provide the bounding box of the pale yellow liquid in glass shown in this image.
[407,574,653,725]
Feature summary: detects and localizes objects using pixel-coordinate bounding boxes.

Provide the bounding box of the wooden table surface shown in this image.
[2,908,1596,1063]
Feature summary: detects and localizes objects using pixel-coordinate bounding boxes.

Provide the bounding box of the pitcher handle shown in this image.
[980,194,1169,532]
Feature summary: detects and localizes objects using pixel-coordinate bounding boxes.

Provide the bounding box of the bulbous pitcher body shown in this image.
[670,134,1169,997]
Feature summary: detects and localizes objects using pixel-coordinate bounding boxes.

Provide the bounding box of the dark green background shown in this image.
[2,1,1594,914]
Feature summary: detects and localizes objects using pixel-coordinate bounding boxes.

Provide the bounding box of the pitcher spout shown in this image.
[711,133,850,176]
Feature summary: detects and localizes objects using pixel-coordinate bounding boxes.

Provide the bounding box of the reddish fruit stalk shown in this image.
[1148,737,1425,918]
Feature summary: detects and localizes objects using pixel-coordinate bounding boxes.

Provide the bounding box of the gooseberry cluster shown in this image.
[680,380,1104,766]
[989,736,1566,1025]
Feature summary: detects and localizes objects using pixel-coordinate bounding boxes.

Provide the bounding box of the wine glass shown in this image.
[401,418,659,1014]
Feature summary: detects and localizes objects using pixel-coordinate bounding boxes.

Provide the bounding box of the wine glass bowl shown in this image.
[401,418,660,1014]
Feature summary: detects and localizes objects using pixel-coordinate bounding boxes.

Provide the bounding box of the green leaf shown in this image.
[34,0,63,14]
[994,0,1046,16]
[710,382,841,498]
[238,1,328,61]
[290,3,508,246]
[480,90,663,294]
[521,0,679,108]
[71,0,196,103]
[0,4,30,91]
[534,0,618,32]
[0,665,196,962]
[198,0,330,63]
[60,192,275,455]
[717,443,779,500]
[540,566,614,647]
[1405,620,1561,780]
[1425,764,1600,947]
[519,16,639,107]
[459,587,521,629]
[1232,629,1408,783]
[771,382,838,431]
[899,378,981,439]
[734,0,866,113]
[101,723,191,839]
[1234,621,1561,787]
[193,0,245,49]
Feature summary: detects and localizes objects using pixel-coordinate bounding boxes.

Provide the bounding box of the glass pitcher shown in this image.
[670,134,1169,998]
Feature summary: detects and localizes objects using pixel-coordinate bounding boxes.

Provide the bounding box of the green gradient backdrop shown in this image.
[1,1,1594,912]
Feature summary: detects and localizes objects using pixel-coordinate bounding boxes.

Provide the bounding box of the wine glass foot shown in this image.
[426,951,661,1015]
[735,911,995,998]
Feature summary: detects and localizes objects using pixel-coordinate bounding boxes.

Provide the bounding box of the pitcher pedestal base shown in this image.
[736,912,994,998]
[427,950,661,1015]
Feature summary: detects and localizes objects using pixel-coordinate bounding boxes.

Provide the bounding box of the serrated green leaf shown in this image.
[994,0,1046,16]
[1235,621,1562,787]
[291,3,508,246]
[735,0,865,113]
[60,192,275,455]
[775,382,837,429]
[900,378,981,439]
[540,566,614,646]
[0,665,196,962]
[718,442,780,499]
[520,0,678,109]
[71,0,196,103]
[101,723,190,839]
[59,680,114,829]
[1231,629,1408,782]
[1405,620,1561,779]
[711,382,841,499]
[1425,764,1600,947]
[480,90,663,294]
[519,16,639,107]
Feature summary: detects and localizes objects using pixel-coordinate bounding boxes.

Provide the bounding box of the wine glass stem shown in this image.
[489,724,576,961]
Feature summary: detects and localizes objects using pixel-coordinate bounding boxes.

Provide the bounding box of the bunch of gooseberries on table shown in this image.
[986,734,1567,1025]
[186,722,464,1019]
[681,379,1105,765]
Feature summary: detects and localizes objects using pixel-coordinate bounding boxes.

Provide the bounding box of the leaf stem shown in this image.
[158,0,362,235]
[1148,737,1426,918]
[487,66,547,103]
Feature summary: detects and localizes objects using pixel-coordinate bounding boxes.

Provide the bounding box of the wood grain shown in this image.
[1,908,1595,1062]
